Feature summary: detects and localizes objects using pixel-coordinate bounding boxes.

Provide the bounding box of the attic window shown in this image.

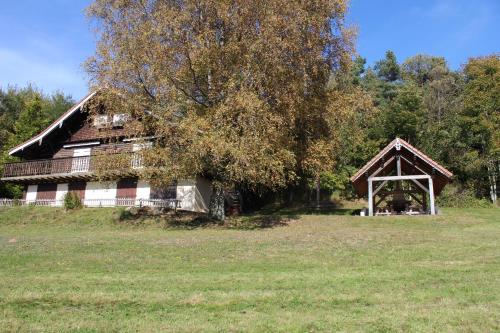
[112,114,128,128]
[93,115,110,129]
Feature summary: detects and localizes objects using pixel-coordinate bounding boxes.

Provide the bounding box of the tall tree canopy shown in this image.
[0,86,73,198]
[86,0,357,219]
[461,55,500,201]
[374,50,400,83]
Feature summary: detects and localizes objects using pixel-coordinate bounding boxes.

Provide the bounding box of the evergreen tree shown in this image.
[383,82,425,144]
[374,50,401,82]
[0,86,73,198]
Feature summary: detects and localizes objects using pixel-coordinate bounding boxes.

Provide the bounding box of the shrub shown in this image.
[63,192,82,210]
[437,185,492,208]
[117,207,133,221]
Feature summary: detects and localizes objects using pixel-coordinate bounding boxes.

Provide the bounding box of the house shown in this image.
[350,138,453,216]
[0,92,213,212]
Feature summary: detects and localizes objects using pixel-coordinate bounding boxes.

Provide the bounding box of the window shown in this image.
[72,148,91,173]
[151,185,177,200]
[131,142,153,168]
[112,114,129,128]
[93,115,110,129]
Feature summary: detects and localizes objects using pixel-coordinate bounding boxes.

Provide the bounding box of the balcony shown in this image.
[1,154,140,182]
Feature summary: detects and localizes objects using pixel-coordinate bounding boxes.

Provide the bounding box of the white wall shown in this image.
[55,183,69,207]
[84,181,117,207]
[26,185,37,203]
[176,180,196,211]
[175,178,212,213]
[193,177,212,213]
[21,179,212,212]
[135,180,151,205]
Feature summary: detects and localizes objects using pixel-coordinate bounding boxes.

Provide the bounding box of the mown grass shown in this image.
[0,206,499,332]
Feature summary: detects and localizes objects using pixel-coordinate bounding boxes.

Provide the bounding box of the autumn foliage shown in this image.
[85,0,364,218]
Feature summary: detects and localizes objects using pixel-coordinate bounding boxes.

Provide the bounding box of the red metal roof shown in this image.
[350,138,453,197]
[350,138,453,182]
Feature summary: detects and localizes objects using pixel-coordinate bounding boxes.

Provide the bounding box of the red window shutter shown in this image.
[68,182,86,199]
[36,183,57,200]
[117,179,138,198]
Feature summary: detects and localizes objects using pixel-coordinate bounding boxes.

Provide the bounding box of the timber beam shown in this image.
[367,174,435,216]
[369,174,430,181]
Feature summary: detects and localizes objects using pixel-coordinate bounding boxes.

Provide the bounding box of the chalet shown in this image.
[351,138,453,216]
[0,92,212,211]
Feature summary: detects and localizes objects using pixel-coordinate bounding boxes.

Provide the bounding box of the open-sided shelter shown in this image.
[350,138,453,216]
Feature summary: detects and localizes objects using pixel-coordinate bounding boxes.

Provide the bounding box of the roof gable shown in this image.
[350,138,453,197]
[9,92,97,156]
[351,138,452,182]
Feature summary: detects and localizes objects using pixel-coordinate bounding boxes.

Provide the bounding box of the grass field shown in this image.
[0,207,499,332]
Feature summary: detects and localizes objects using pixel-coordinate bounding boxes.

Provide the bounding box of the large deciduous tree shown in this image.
[462,55,500,203]
[85,0,356,219]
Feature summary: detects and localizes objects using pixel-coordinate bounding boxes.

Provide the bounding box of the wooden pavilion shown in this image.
[350,138,453,216]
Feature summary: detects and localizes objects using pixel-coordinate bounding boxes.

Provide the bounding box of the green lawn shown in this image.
[0,207,499,332]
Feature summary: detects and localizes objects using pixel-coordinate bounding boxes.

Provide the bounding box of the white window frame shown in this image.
[72,148,91,173]
[112,114,128,127]
[93,115,110,129]
[132,142,152,169]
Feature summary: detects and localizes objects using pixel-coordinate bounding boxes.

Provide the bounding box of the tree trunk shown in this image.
[487,161,497,204]
[209,182,225,221]
[315,177,320,208]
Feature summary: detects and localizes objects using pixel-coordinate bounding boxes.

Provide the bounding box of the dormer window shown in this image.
[93,115,110,129]
[112,114,128,128]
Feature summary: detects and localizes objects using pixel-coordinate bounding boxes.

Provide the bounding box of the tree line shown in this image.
[0,55,497,210]
[0,86,74,197]
[331,52,499,205]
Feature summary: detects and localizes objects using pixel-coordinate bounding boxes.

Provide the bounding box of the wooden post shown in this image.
[368,179,373,216]
[428,177,435,215]
[396,155,401,176]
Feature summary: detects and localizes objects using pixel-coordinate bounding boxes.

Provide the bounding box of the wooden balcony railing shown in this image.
[2,153,139,179]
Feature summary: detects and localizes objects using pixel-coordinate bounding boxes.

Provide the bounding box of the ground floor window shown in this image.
[151,183,177,200]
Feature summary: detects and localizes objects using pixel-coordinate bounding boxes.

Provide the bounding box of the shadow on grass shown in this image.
[115,207,298,230]
[296,207,358,216]
[115,203,358,230]
[252,203,358,216]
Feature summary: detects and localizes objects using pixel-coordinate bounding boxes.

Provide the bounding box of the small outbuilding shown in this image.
[350,138,453,216]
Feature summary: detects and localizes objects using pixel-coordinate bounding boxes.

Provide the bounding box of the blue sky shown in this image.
[0,0,499,99]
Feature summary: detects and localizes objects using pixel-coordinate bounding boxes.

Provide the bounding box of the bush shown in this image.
[437,185,492,208]
[63,192,82,210]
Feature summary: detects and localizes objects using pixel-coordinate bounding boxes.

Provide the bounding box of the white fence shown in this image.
[0,199,59,207]
[0,198,181,210]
